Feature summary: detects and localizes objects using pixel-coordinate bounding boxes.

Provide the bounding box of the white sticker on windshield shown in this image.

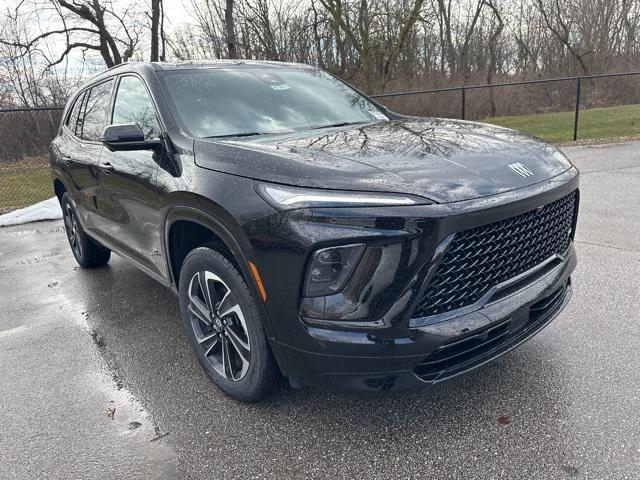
[368,109,388,120]
[270,84,291,91]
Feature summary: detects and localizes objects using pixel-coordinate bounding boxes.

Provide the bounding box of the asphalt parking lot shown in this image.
[1,140,639,479]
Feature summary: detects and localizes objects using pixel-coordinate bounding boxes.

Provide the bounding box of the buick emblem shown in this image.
[508,162,534,178]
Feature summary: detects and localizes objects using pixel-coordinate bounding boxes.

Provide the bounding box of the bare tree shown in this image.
[6,0,628,103]
[186,0,228,59]
[225,0,238,58]
[534,0,590,74]
[484,0,504,116]
[0,0,144,69]
[319,0,426,92]
[150,0,162,61]
[0,9,79,107]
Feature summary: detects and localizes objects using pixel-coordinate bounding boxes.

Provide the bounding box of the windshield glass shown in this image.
[159,67,386,138]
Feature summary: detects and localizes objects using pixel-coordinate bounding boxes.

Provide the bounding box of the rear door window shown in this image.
[81,79,114,142]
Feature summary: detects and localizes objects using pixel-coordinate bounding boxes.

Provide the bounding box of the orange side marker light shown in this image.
[248,261,267,302]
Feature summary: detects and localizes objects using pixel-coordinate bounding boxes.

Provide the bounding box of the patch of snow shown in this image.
[0,197,62,227]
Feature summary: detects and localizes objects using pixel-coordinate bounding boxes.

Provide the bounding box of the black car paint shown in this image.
[50,61,579,392]
[194,118,572,203]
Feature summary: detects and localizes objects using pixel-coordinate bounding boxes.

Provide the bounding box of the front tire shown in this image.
[61,193,110,268]
[179,247,277,401]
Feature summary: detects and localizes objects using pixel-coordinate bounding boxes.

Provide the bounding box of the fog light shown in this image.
[303,244,365,297]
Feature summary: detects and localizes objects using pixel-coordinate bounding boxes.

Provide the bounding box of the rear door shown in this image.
[94,74,165,278]
[54,79,114,231]
[54,90,91,216]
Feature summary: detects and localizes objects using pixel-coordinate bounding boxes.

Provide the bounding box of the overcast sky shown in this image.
[0,0,194,75]
[0,0,191,24]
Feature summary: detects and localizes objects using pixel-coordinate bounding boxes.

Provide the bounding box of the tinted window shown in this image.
[81,80,114,141]
[112,76,160,140]
[159,68,385,138]
[66,91,85,136]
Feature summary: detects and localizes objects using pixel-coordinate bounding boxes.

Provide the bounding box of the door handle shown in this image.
[99,162,115,173]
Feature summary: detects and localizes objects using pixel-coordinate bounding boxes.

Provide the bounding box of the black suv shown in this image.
[51,61,579,401]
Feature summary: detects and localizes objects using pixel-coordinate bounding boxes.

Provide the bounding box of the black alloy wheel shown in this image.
[179,247,277,401]
[187,270,252,381]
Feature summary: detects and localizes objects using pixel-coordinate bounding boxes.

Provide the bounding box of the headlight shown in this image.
[303,244,365,297]
[255,182,432,210]
[551,148,573,168]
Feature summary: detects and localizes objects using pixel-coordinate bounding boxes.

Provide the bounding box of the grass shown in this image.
[485,103,640,143]
[0,159,53,214]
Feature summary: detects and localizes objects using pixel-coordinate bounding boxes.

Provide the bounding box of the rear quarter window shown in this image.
[65,91,86,137]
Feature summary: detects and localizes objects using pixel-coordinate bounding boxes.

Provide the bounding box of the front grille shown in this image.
[415,191,577,318]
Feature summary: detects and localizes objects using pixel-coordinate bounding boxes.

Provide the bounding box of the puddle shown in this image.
[72,300,179,476]
[1,222,179,478]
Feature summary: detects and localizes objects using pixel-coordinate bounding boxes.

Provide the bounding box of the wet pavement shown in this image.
[1,140,639,479]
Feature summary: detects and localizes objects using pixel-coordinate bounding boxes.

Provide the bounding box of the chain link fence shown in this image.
[0,107,62,214]
[372,72,640,144]
[1,71,640,214]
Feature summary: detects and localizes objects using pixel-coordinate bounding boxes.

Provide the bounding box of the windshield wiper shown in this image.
[311,121,368,130]
[205,129,295,138]
[204,132,264,138]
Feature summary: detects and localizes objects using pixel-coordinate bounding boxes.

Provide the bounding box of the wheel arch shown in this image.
[164,206,241,286]
[162,203,275,337]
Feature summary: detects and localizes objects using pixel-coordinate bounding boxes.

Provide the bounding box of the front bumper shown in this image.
[243,168,580,391]
[270,244,575,391]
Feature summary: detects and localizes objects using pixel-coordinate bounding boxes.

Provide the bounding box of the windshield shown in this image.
[159,67,386,138]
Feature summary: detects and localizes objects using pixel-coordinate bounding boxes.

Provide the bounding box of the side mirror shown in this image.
[100,123,162,152]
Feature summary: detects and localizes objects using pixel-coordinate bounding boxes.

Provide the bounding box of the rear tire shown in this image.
[61,193,110,268]
[179,247,277,402]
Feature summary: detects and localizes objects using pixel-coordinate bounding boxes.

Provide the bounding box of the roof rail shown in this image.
[85,61,133,83]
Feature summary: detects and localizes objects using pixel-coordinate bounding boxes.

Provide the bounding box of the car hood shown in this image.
[193,118,574,204]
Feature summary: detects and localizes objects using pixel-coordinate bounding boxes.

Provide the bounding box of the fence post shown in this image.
[573,77,582,141]
[461,87,466,120]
